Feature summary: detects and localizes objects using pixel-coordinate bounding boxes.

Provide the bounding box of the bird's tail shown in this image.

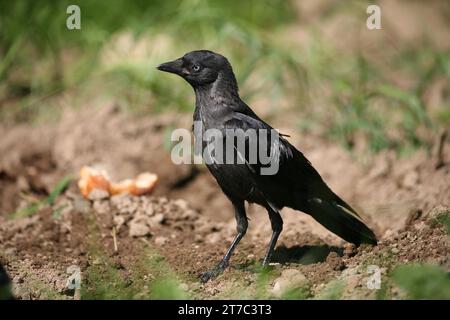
[304,193,377,246]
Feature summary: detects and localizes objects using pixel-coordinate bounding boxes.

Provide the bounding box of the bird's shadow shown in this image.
[232,244,343,272]
[271,244,343,265]
[0,262,14,300]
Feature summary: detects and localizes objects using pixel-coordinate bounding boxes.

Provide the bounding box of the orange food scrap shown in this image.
[133,173,158,195]
[110,179,134,195]
[78,166,158,199]
[78,166,111,199]
[110,173,158,196]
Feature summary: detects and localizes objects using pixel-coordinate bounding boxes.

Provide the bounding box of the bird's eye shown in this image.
[193,65,201,72]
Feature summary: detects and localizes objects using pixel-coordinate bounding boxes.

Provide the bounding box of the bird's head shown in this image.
[157,50,237,91]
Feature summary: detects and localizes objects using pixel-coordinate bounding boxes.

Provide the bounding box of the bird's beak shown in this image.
[157,58,184,75]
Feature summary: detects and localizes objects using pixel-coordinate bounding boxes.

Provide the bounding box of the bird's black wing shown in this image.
[223,111,377,245]
[222,111,322,206]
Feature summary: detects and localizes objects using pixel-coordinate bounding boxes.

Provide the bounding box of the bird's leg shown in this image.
[200,200,247,283]
[262,206,283,266]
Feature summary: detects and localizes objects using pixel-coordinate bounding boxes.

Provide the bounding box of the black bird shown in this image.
[157,50,377,282]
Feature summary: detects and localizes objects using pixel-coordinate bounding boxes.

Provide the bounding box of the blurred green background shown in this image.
[1,0,449,300]
[1,0,449,154]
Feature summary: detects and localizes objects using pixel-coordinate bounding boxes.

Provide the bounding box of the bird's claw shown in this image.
[199,270,218,283]
[199,261,228,283]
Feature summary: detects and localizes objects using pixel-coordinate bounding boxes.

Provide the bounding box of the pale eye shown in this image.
[193,65,201,72]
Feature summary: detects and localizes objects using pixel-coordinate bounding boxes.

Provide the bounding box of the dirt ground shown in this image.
[0,104,449,299]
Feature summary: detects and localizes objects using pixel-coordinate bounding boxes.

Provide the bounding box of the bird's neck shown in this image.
[194,71,239,107]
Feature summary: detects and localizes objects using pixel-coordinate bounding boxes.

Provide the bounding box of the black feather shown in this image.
[158,50,378,247]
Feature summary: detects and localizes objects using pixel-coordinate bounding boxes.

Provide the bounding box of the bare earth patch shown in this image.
[0,105,449,299]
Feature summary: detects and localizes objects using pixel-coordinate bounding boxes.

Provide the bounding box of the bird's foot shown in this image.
[199,261,228,283]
